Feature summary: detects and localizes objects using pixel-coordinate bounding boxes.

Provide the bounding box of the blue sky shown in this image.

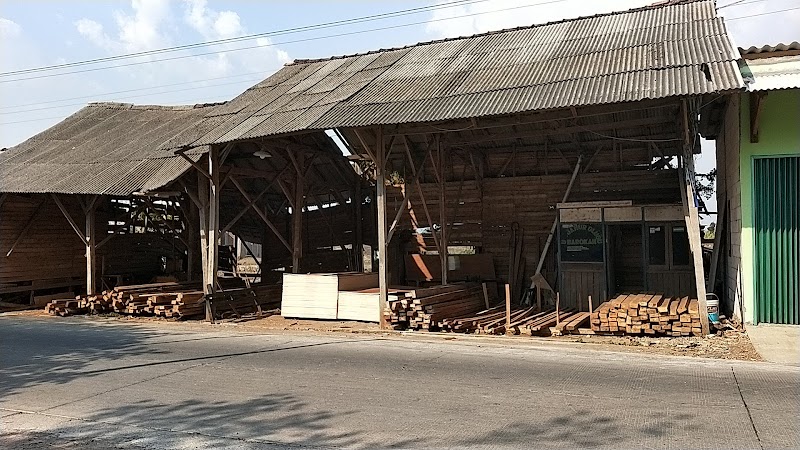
[1,0,798,219]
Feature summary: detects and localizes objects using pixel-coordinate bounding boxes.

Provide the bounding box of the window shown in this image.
[647,223,692,268]
[671,226,691,266]
[648,226,666,265]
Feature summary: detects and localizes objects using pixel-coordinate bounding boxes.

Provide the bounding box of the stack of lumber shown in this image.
[590,294,702,336]
[44,299,85,316]
[43,279,247,320]
[207,283,282,320]
[281,272,378,320]
[384,284,487,331]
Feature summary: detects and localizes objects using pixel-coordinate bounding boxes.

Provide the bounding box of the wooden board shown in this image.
[337,290,380,323]
[281,272,379,320]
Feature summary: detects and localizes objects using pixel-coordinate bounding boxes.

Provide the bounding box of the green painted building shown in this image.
[714,43,800,325]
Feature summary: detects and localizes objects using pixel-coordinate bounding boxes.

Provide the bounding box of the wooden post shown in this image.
[437,135,448,285]
[505,283,511,330]
[354,179,363,272]
[588,295,593,313]
[292,154,304,273]
[205,145,221,321]
[197,170,209,288]
[85,196,97,295]
[376,127,389,328]
[482,282,490,309]
[555,292,561,326]
[680,100,710,335]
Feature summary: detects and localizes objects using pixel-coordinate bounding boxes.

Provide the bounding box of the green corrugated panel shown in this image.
[754,156,800,324]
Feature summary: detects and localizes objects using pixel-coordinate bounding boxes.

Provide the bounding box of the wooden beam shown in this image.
[707,194,726,292]
[353,128,377,164]
[85,196,97,295]
[5,199,45,257]
[176,149,212,180]
[749,91,768,143]
[387,140,428,243]
[437,134,448,285]
[292,153,305,273]
[230,176,293,253]
[221,166,289,234]
[205,145,221,320]
[402,136,441,253]
[196,169,209,290]
[375,126,389,328]
[51,194,88,246]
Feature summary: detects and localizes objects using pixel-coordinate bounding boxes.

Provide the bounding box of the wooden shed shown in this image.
[157,0,746,333]
[0,102,370,303]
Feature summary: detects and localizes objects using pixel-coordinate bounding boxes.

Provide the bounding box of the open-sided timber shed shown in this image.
[0,102,368,304]
[162,0,745,333]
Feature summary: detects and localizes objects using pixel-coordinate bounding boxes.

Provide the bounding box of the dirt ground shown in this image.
[7,308,763,362]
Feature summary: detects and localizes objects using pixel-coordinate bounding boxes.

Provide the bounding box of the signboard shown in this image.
[559,223,604,262]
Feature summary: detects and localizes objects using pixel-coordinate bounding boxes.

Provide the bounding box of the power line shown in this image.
[718,0,766,8]
[0,0,488,78]
[0,77,262,115]
[726,5,800,20]
[0,0,569,84]
[0,71,267,110]
[0,94,233,126]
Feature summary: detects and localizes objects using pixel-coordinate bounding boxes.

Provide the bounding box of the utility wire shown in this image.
[0,77,262,115]
[0,94,232,126]
[0,0,488,77]
[725,5,800,19]
[0,71,267,110]
[0,0,568,84]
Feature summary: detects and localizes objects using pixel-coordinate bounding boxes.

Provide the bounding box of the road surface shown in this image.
[1,315,798,449]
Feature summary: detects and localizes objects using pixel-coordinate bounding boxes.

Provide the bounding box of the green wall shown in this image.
[739,89,800,323]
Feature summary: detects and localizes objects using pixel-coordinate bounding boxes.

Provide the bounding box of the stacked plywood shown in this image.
[590,294,702,336]
[337,289,382,322]
[281,272,379,320]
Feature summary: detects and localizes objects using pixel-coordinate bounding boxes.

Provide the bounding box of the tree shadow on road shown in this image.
[4,392,425,449]
[455,409,699,448]
[0,317,173,398]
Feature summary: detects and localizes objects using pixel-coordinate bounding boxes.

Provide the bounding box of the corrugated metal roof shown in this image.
[165,0,743,150]
[740,41,800,56]
[742,54,800,91]
[0,102,216,195]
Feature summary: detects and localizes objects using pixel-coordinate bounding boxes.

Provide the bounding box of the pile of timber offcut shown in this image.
[384,284,487,331]
[439,306,590,335]
[591,294,703,336]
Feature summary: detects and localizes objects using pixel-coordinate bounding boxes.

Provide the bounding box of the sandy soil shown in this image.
[7,309,762,362]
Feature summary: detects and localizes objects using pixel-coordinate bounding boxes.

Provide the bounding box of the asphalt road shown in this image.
[1,315,798,449]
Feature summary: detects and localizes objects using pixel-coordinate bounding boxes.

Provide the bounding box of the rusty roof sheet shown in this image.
[164,0,743,150]
[0,102,216,195]
[740,41,800,56]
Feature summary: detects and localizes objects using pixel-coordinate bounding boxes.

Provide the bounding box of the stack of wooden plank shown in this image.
[43,279,248,319]
[384,284,487,331]
[44,299,85,316]
[590,294,702,336]
[207,283,282,320]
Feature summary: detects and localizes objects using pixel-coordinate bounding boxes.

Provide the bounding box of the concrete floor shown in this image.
[747,324,800,366]
[1,315,799,449]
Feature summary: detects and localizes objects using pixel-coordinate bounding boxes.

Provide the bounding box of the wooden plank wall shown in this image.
[0,194,85,288]
[386,169,682,294]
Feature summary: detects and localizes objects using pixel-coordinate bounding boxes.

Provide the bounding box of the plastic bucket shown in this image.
[707,297,720,324]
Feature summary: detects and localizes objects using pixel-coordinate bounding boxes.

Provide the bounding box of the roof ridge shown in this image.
[87,101,224,110]
[289,0,706,66]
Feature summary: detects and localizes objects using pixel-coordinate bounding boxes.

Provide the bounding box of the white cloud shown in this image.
[0,17,22,38]
[182,0,243,40]
[425,0,650,39]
